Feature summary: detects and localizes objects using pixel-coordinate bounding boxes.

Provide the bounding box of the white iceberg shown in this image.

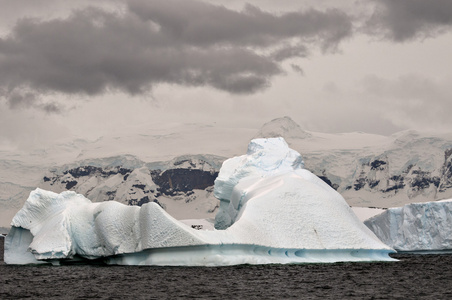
[5,138,395,265]
[364,200,452,251]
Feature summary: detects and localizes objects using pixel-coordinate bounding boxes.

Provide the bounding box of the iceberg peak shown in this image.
[214,137,304,229]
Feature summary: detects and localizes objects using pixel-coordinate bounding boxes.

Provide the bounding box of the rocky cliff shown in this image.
[39,155,223,219]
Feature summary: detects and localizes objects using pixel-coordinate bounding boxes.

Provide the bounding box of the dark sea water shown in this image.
[1,238,452,299]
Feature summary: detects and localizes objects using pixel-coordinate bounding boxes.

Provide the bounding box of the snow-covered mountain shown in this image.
[2,117,452,230]
[40,154,223,221]
[0,123,255,230]
[253,117,452,206]
[254,116,312,140]
[301,130,452,208]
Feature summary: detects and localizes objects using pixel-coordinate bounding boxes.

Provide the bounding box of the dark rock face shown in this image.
[106,191,116,201]
[65,166,132,178]
[39,148,452,208]
[151,169,218,196]
[137,196,150,206]
[384,175,405,193]
[410,170,440,191]
[371,160,387,170]
[41,161,220,209]
[64,180,78,190]
[354,175,366,191]
[318,175,339,190]
[351,158,389,192]
[347,149,452,199]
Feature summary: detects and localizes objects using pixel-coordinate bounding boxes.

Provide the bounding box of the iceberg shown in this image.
[364,200,452,251]
[5,138,395,265]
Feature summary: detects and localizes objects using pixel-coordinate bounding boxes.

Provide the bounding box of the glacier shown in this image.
[364,200,452,251]
[5,137,395,265]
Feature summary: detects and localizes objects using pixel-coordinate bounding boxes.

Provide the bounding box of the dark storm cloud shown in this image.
[366,0,452,41]
[0,0,354,109]
[128,0,352,49]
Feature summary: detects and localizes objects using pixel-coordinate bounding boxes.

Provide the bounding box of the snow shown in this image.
[214,138,304,229]
[157,189,218,220]
[179,218,216,231]
[364,199,452,251]
[212,171,392,251]
[5,138,395,265]
[3,117,452,229]
[351,207,386,222]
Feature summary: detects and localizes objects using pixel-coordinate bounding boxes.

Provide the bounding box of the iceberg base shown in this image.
[37,245,396,266]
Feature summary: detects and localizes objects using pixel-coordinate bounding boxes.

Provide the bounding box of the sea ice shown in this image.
[5,138,395,265]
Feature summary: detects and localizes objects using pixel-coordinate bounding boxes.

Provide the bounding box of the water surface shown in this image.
[1,246,451,299]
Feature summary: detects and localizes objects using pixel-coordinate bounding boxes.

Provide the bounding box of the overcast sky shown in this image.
[1,0,452,149]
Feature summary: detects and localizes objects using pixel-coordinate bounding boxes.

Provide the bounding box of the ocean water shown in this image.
[1,239,452,299]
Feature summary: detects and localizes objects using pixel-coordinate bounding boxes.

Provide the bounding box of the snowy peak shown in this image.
[254,116,311,140]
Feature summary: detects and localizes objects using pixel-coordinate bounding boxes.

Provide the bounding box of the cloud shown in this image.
[0,0,354,110]
[5,90,37,110]
[360,74,452,130]
[270,44,309,62]
[2,89,63,113]
[290,64,304,75]
[366,0,452,41]
[128,0,352,49]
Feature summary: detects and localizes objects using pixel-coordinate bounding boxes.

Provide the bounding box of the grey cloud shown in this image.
[128,0,353,49]
[0,0,354,109]
[270,44,309,62]
[38,101,64,113]
[290,64,304,75]
[5,90,63,113]
[366,0,452,41]
[6,91,37,110]
[0,8,278,97]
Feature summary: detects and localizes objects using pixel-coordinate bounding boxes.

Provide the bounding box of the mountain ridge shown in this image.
[2,116,452,228]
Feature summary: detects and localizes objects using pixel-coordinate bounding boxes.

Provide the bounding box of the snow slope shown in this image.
[5,138,394,265]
